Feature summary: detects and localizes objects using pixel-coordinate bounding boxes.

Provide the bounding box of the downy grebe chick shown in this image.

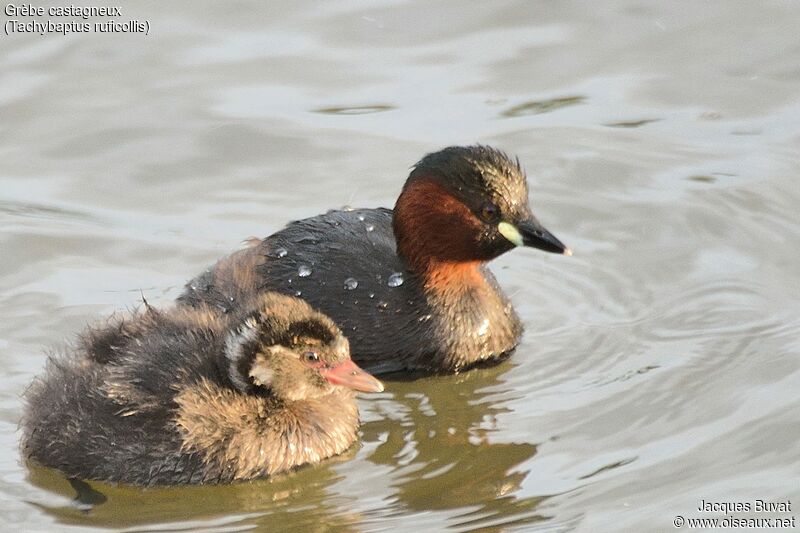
[178,145,571,374]
[21,293,383,486]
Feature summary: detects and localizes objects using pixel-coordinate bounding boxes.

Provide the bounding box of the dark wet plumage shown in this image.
[178,146,570,374]
[21,293,382,486]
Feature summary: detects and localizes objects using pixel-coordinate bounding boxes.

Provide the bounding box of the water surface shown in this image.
[1,1,799,531]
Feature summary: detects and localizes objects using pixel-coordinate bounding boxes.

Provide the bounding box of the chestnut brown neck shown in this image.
[393,178,487,293]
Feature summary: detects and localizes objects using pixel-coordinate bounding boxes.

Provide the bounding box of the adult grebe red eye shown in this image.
[303,351,320,363]
[480,203,499,223]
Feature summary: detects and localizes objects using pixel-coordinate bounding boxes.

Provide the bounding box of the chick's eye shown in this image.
[303,351,320,363]
[480,204,499,222]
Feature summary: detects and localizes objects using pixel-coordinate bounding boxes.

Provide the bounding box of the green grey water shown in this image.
[1,1,799,531]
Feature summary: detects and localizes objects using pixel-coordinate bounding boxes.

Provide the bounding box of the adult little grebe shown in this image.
[179,145,570,374]
[21,293,383,485]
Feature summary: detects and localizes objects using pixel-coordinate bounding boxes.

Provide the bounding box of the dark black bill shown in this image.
[517,218,571,255]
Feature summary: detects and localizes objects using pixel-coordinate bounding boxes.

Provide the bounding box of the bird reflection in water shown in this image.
[361,360,548,530]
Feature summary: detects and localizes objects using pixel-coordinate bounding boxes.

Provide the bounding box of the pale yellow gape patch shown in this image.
[498,221,524,247]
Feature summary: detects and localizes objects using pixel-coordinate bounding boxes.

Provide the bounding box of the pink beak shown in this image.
[320,359,384,393]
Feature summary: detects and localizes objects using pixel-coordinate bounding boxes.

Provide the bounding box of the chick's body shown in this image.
[21,294,380,486]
